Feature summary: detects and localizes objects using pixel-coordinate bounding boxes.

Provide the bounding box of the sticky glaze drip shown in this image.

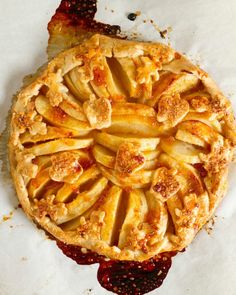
[57,241,176,295]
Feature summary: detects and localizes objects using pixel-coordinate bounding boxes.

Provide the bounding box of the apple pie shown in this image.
[9,34,236,261]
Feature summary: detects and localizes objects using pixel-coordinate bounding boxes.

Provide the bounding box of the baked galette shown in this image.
[9,34,236,261]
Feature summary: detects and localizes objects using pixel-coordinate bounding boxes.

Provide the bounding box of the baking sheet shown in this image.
[0,0,236,294]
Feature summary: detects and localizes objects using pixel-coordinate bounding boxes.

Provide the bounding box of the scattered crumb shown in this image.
[21,257,28,261]
[120,30,142,41]
[160,29,168,39]
[2,216,11,222]
[111,9,114,13]
[83,288,93,295]
[14,203,22,210]
[1,211,14,223]
[135,11,141,16]
[205,215,217,235]
[81,247,88,254]
[127,12,138,21]
[148,19,172,42]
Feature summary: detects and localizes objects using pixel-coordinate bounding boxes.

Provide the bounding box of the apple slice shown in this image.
[161,137,202,164]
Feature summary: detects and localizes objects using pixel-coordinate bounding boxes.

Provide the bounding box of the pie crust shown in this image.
[9,34,236,261]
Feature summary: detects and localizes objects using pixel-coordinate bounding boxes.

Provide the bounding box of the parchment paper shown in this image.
[0,1,236,294]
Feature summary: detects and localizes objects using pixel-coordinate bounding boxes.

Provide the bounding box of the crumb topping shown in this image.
[83,97,112,129]
[115,142,145,174]
[16,152,38,178]
[136,56,160,85]
[45,70,69,106]
[150,167,180,201]
[200,140,233,175]
[49,151,83,183]
[190,95,210,112]
[76,210,106,240]
[13,111,46,136]
[33,195,68,221]
[156,94,189,126]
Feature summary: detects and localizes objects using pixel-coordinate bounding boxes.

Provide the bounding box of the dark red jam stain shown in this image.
[57,241,176,295]
[57,240,104,264]
[98,253,176,295]
[53,0,121,36]
[193,163,208,178]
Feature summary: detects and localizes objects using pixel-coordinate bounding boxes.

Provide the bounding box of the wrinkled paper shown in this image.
[0,0,236,294]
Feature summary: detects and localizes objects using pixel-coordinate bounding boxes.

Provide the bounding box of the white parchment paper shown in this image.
[0,1,236,294]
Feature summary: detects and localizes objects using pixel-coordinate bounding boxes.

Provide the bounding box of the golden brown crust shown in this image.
[9,34,236,261]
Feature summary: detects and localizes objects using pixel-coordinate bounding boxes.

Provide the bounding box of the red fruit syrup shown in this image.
[57,241,176,295]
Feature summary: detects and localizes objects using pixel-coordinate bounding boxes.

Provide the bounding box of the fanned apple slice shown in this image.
[161,137,203,164]
[56,177,108,224]
[35,95,91,133]
[43,182,63,199]
[103,58,127,100]
[64,67,94,101]
[175,129,206,147]
[93,144,115,168]
[55,166,100,203]
[110,57,138,97]
[176,121,221,147]
[112,102,156,117]
[98,164,154,188]
[118,189,148,248]
[28,167,51,198]
[99,185,123,244]
[143,158,160,170]
[62,185,122,243]
[20,126,82,144]
[94,132,160,152]
[26,138,93,156]
[31,156,51,171]
[177,163,205,196]
[90,66,110,98]
[59,95,87,121]
[143,150,161,160]
[145,191,168,242]
[89,56,127,99]
[151,72,199,106]
[106,115,160,136]
[183,111,222,132]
